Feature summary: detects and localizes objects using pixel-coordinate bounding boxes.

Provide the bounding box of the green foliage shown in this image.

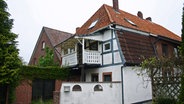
[0,0,22,103]
[141,56,182,77]
[38,47,59,67]
[20,66,69,80]
[154,97,177,104]
[178,5,184,104]
[31,99,53,104]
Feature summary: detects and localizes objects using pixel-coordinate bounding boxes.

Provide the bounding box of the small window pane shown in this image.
[104,75,111,82]
[94,85,103,91]
[104,42,111,51]
[72,85,82,91]
[42,41,45,49]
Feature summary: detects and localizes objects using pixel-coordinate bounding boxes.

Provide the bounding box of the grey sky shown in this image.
[6,0,184,63]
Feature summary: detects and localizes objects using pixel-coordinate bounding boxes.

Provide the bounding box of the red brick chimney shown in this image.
[113,0,119,12]
[146,17,152,21]
[76,27,80,32]
[137,11,143,19]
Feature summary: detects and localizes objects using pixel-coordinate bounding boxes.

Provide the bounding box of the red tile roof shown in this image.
[76,4,181,42]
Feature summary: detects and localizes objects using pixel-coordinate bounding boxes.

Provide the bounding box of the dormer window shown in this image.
[42,41,45,49]
[88,19,98,29]
[124,18,136,26]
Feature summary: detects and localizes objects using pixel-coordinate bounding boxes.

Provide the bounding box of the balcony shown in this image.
[62,50,101,66]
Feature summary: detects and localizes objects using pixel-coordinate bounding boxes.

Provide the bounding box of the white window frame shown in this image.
[103,42,111,52]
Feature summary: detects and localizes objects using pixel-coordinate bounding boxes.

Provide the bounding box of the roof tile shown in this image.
[76,4,181,42]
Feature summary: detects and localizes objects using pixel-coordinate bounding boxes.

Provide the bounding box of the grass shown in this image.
[31,99,53,104]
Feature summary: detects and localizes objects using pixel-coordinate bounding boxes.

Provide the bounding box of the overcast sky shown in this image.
[6,0,184,63]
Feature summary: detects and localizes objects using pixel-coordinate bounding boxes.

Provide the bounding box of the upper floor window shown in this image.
[103,42,111,52]
[162,44,168,57]
[85,40,98,51]
[88,19,98,29]
[42,41,46,49]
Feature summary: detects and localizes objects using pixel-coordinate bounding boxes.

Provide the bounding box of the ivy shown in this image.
[20,65,69,80]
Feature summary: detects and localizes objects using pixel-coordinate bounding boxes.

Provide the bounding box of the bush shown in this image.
[154,97,177,104]
[31,99,53,104]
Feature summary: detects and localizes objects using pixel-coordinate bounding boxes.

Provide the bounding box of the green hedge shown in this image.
[20,65,69,80]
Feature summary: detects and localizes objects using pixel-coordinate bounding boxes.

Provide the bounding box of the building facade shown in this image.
[58,0,181,104]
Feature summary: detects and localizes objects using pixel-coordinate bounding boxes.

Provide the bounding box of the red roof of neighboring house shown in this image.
[76,4,181,42]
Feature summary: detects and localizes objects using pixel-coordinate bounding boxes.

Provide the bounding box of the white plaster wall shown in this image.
[85,65,122,82]
[113,51,121,64]
[60,82,122,104]
[113,39,118,50]
[103,53,112,65]
[102,30,111,41]
[123,67,152,104]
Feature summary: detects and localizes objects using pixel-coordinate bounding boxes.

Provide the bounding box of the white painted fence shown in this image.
[83,50,101,64]
[62,52,77,66]
[62,50,101,66]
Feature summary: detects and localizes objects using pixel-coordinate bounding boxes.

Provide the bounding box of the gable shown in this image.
[29,27,73,65]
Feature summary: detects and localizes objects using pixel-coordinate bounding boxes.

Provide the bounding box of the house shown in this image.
[57,0,181,104]
[15,27,73,104]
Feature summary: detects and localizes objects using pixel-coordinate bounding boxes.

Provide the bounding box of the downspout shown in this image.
[121,65,124,104]
[109,24,125,104]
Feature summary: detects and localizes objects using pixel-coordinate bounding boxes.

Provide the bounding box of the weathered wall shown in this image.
[60,82,122,104]
[123,66,152,104]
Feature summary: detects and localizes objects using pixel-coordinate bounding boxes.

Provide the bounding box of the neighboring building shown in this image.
[15,27,73,104]
[29,26,73,65]
[58,0,181,104]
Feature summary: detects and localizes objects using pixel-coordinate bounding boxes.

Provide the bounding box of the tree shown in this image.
[0,0,22,103]
[178,5,184,104]
[38,47,59,67]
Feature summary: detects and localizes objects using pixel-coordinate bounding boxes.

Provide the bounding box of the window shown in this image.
[88,19,98,29]
[72,85,82,91]
[162,44,168,56]
[174,47,178,57]
[103,42,111,52]
[94,85,103,91]
[103,72,112,82]
[42,41,45,49]
[85,40,98,51]
[91,73,99,82]
[124,18,136,26]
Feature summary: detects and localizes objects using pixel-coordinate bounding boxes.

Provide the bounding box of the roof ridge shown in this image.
[103,4,114,23]
[43,26,73,35]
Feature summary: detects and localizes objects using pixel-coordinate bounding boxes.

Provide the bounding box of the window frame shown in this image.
[42,41,46,49]
[103,42,111,52]
[103,72,112,82]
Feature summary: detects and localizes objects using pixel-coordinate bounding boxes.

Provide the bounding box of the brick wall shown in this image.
[15,80,32,104]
